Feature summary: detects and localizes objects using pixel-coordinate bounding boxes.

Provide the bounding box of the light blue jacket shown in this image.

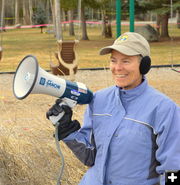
[63,79,180,185]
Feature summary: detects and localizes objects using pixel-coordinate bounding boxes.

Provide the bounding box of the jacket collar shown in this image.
[116,77,148,102]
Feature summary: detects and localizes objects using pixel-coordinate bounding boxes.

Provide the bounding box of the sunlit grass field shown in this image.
[0,23,179,72]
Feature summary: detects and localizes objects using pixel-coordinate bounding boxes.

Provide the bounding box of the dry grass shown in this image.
[0,68,180,185]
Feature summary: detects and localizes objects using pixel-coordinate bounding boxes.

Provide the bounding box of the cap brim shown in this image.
[99,45,141,56]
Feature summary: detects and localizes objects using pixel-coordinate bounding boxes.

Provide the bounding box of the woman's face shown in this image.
[110,50,142,90]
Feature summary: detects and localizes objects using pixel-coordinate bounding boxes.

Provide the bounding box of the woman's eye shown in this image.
[123,60,130,64]
[110,59,116,63]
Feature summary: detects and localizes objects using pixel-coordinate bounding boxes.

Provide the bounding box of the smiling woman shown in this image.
[45,32,180,185]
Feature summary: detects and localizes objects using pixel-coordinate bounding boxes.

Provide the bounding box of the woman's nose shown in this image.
[114,62,124,71]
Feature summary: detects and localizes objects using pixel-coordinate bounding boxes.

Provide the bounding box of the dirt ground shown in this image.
[0,68,180,185]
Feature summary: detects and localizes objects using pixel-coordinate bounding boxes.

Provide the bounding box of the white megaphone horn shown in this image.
[13,55,93,106]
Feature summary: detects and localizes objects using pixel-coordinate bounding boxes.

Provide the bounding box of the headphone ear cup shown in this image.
[139,56,151,75]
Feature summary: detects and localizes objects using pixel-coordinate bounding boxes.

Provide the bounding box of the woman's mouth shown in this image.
[115,74,127,78]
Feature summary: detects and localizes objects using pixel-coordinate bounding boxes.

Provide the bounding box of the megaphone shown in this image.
[13,55,93,108]
[13,55,93,183]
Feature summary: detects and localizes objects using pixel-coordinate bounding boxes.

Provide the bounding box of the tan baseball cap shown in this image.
[99,32,150,57]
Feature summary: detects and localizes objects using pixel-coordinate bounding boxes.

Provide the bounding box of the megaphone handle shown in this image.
[49,111,65,126]
[49,98,77,126]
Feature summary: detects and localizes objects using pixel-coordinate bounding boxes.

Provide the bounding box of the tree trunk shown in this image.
[54,0,62,40]
[68,10,75,36]
[62,10,67,31]
[101,11,112,38]
[0,0,5,30]
[107,20,112,38]
[15,0,20,25]
[50,0,56,36]
[156,14,161,35]
[160,13,170,39]
[101,10,106,37]
[28,0,33,25]
[177,10,180,29]
[81,5,89,40]
[23,0,30,25]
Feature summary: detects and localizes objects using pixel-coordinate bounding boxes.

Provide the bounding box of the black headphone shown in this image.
[139,56,151,75]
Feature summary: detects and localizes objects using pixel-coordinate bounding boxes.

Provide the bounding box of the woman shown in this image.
[46,32,180,185]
